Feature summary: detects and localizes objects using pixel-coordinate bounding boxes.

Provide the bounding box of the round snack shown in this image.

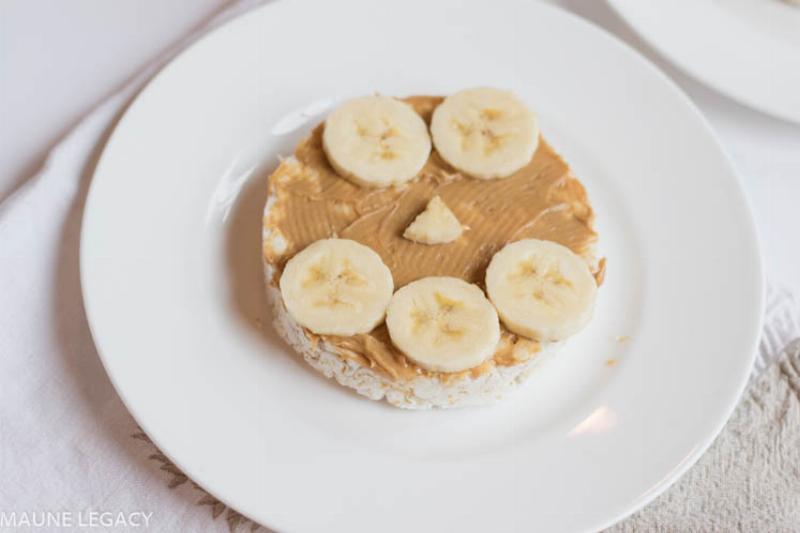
[430,87,538,179]
[263,94,603,409]
[279,238,394,336]
[322,95,431,187]
[385,277,500,373]
[486,239,597,341]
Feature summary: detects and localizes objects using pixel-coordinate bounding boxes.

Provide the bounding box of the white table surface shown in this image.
[2,0,797,290]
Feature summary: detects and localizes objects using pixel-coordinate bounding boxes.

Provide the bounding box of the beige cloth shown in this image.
[611,339,800,532]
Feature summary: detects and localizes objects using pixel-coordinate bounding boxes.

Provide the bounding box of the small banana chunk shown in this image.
[430,87,538,180]
[386,277,500,372]
[280,239,394,336]
[486,239,597,341]
[322,95,431,188]
[403,195,464,245]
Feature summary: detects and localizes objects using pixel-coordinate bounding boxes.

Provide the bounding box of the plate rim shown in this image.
[79,1,766,531]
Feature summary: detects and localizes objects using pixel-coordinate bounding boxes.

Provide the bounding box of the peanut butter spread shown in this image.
[263,96,603,382]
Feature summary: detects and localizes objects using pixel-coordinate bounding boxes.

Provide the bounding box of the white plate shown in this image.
[608,0,800,123]
[80,1,764,531]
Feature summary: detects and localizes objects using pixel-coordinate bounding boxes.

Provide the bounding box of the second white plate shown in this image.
[609,0,800,123]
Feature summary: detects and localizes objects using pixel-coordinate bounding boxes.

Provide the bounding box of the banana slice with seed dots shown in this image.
[386,276,500,372]
[430,87,539,180]
[322,95,431,188]
[486,239,597,341]
[279,239,394,336]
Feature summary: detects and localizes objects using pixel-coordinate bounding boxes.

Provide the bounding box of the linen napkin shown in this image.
[1,2,799,532]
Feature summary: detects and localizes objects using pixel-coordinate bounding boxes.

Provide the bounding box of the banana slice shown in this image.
[386,277,500,372]
[322,95,431,188]
[485,239,597,341]
[403,195,464,245]
[430,87,538,180]
[279,238,394,336]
